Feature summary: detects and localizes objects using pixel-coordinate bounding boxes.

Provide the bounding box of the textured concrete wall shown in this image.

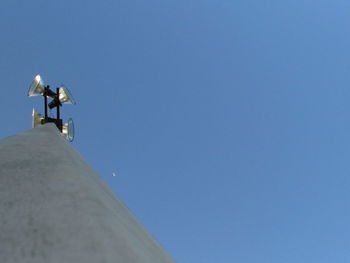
[0,124,175,263]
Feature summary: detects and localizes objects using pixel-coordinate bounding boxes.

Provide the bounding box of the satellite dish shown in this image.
[28,75,45,97]
[59,86,76,105]
[32,109,43,128]
[62,118,74,142]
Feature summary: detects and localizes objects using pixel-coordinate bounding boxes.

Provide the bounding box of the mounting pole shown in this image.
[44,86,48,120]
[56,88,60,120]
[56,87,62,132]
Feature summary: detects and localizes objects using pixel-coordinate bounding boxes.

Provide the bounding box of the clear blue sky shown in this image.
[1,0,350,262]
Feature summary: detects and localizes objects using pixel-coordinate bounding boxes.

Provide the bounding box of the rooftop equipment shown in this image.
[28,74,75,141]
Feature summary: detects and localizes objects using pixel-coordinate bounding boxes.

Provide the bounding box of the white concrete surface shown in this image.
[0,124,176,263]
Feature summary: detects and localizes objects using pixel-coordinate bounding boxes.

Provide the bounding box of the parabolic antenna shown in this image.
[32,109,43,128]
[62,118,74,142]
[28,75,45,97]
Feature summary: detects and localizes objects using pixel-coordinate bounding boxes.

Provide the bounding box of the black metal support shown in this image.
[42,86,63,132]
[56,87,62,131]
[44,88,48,120]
